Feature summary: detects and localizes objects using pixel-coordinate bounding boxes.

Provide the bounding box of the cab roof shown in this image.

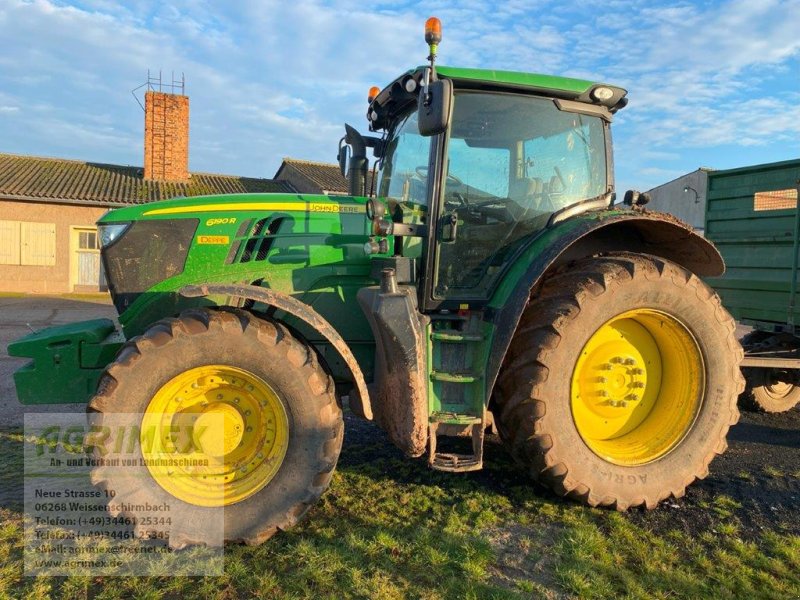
[367,65,627,132]
[435,66,595,95]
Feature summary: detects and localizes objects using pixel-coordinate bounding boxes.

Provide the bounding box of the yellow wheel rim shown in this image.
[570,309,704,466]
[140,365,289,507]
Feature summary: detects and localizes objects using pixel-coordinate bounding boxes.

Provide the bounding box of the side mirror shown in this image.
[418,78,453,137]
[337,138,351,178]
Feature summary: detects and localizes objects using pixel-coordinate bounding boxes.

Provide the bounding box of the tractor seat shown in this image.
[509,177,545,208]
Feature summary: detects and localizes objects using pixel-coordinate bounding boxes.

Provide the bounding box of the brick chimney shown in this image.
[143,90,189,181]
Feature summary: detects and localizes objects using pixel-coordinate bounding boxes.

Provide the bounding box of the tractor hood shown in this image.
[96,192,373,323]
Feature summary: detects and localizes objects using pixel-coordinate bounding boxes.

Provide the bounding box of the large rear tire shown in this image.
[87,308,343,547]
[494,253,743,509]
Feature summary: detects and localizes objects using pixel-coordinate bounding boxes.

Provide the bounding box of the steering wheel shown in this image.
[415,166,463,187]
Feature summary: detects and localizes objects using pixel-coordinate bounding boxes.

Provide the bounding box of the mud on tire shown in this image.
[493,253,743,510]
[87,308,343,547]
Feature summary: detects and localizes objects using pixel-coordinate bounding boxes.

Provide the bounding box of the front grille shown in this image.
[102,219,198,313]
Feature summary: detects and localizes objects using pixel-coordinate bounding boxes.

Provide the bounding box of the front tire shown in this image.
[87,308,343,547]
[494,253,743,509]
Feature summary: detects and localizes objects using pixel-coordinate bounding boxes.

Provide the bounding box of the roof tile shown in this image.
[0,153,292,206]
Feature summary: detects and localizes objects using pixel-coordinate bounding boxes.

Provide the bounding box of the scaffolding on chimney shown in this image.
[131,70,186,111]
[135,70,190,182]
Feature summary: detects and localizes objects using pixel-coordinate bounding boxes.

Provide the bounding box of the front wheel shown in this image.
[494,253,743,509]
[87,308,343,547]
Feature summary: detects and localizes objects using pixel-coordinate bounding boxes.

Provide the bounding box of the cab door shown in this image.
[423,91,609,311]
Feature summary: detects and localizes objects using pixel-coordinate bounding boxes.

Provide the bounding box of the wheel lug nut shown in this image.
[632,382,645,389]
[625,393,638,401]
[623,358,635,365]
[630,368,644,375]
[596,377,607,383]
[216,394,224,400]
[610,357,622,364]
[596,390,608,397]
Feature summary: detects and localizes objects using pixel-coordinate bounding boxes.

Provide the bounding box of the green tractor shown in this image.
[10,18,742,546]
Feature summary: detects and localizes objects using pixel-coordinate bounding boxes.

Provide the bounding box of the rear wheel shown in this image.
[494,253,742,509]
[88,308,343,547]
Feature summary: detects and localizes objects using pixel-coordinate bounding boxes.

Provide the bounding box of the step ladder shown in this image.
[426,314,488,472]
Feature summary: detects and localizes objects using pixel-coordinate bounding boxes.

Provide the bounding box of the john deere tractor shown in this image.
[10,18,742,546]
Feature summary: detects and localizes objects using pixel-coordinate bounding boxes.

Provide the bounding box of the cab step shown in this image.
[430,370,482,383]
[429,332,485,343]
[428,415,485,473]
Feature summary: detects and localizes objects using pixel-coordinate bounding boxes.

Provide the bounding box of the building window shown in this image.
[78,230,98,250]
[754,188,798,212]
[0,220,56,266]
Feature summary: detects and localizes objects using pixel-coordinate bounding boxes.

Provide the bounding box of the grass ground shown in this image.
[0,420,798,600]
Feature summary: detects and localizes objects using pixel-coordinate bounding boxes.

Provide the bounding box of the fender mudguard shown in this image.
[180,283,372,420]
[484,209,724,400]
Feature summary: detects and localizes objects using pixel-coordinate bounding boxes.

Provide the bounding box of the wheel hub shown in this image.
[571,309,704,466]
[140,365,289,507]
[193,403,245,458]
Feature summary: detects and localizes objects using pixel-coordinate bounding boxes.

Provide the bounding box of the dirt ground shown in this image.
[1,295,798,538]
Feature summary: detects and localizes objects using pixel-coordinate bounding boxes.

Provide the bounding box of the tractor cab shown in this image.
[340,28,627,313]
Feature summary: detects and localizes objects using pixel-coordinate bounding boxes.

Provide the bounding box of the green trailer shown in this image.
[704,159,800,412]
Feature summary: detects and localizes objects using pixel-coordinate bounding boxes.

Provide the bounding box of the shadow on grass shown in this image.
[1,419,799,600]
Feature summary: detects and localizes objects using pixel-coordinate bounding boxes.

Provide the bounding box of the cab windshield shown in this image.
[378,109,430,209]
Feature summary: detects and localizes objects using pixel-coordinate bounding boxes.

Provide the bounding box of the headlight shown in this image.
[591,86,615,102]
[98,223,131,247]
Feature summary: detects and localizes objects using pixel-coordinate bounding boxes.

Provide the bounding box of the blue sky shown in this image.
[0,0,798,193]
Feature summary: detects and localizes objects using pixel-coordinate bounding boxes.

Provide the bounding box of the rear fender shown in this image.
[180,283,373,420]
[485,210,724,401]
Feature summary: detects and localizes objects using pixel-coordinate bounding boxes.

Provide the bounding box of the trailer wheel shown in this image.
[742,368,800,413]
[494,253,742,510]
[87,308,343,547]
[739,332,800,413]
